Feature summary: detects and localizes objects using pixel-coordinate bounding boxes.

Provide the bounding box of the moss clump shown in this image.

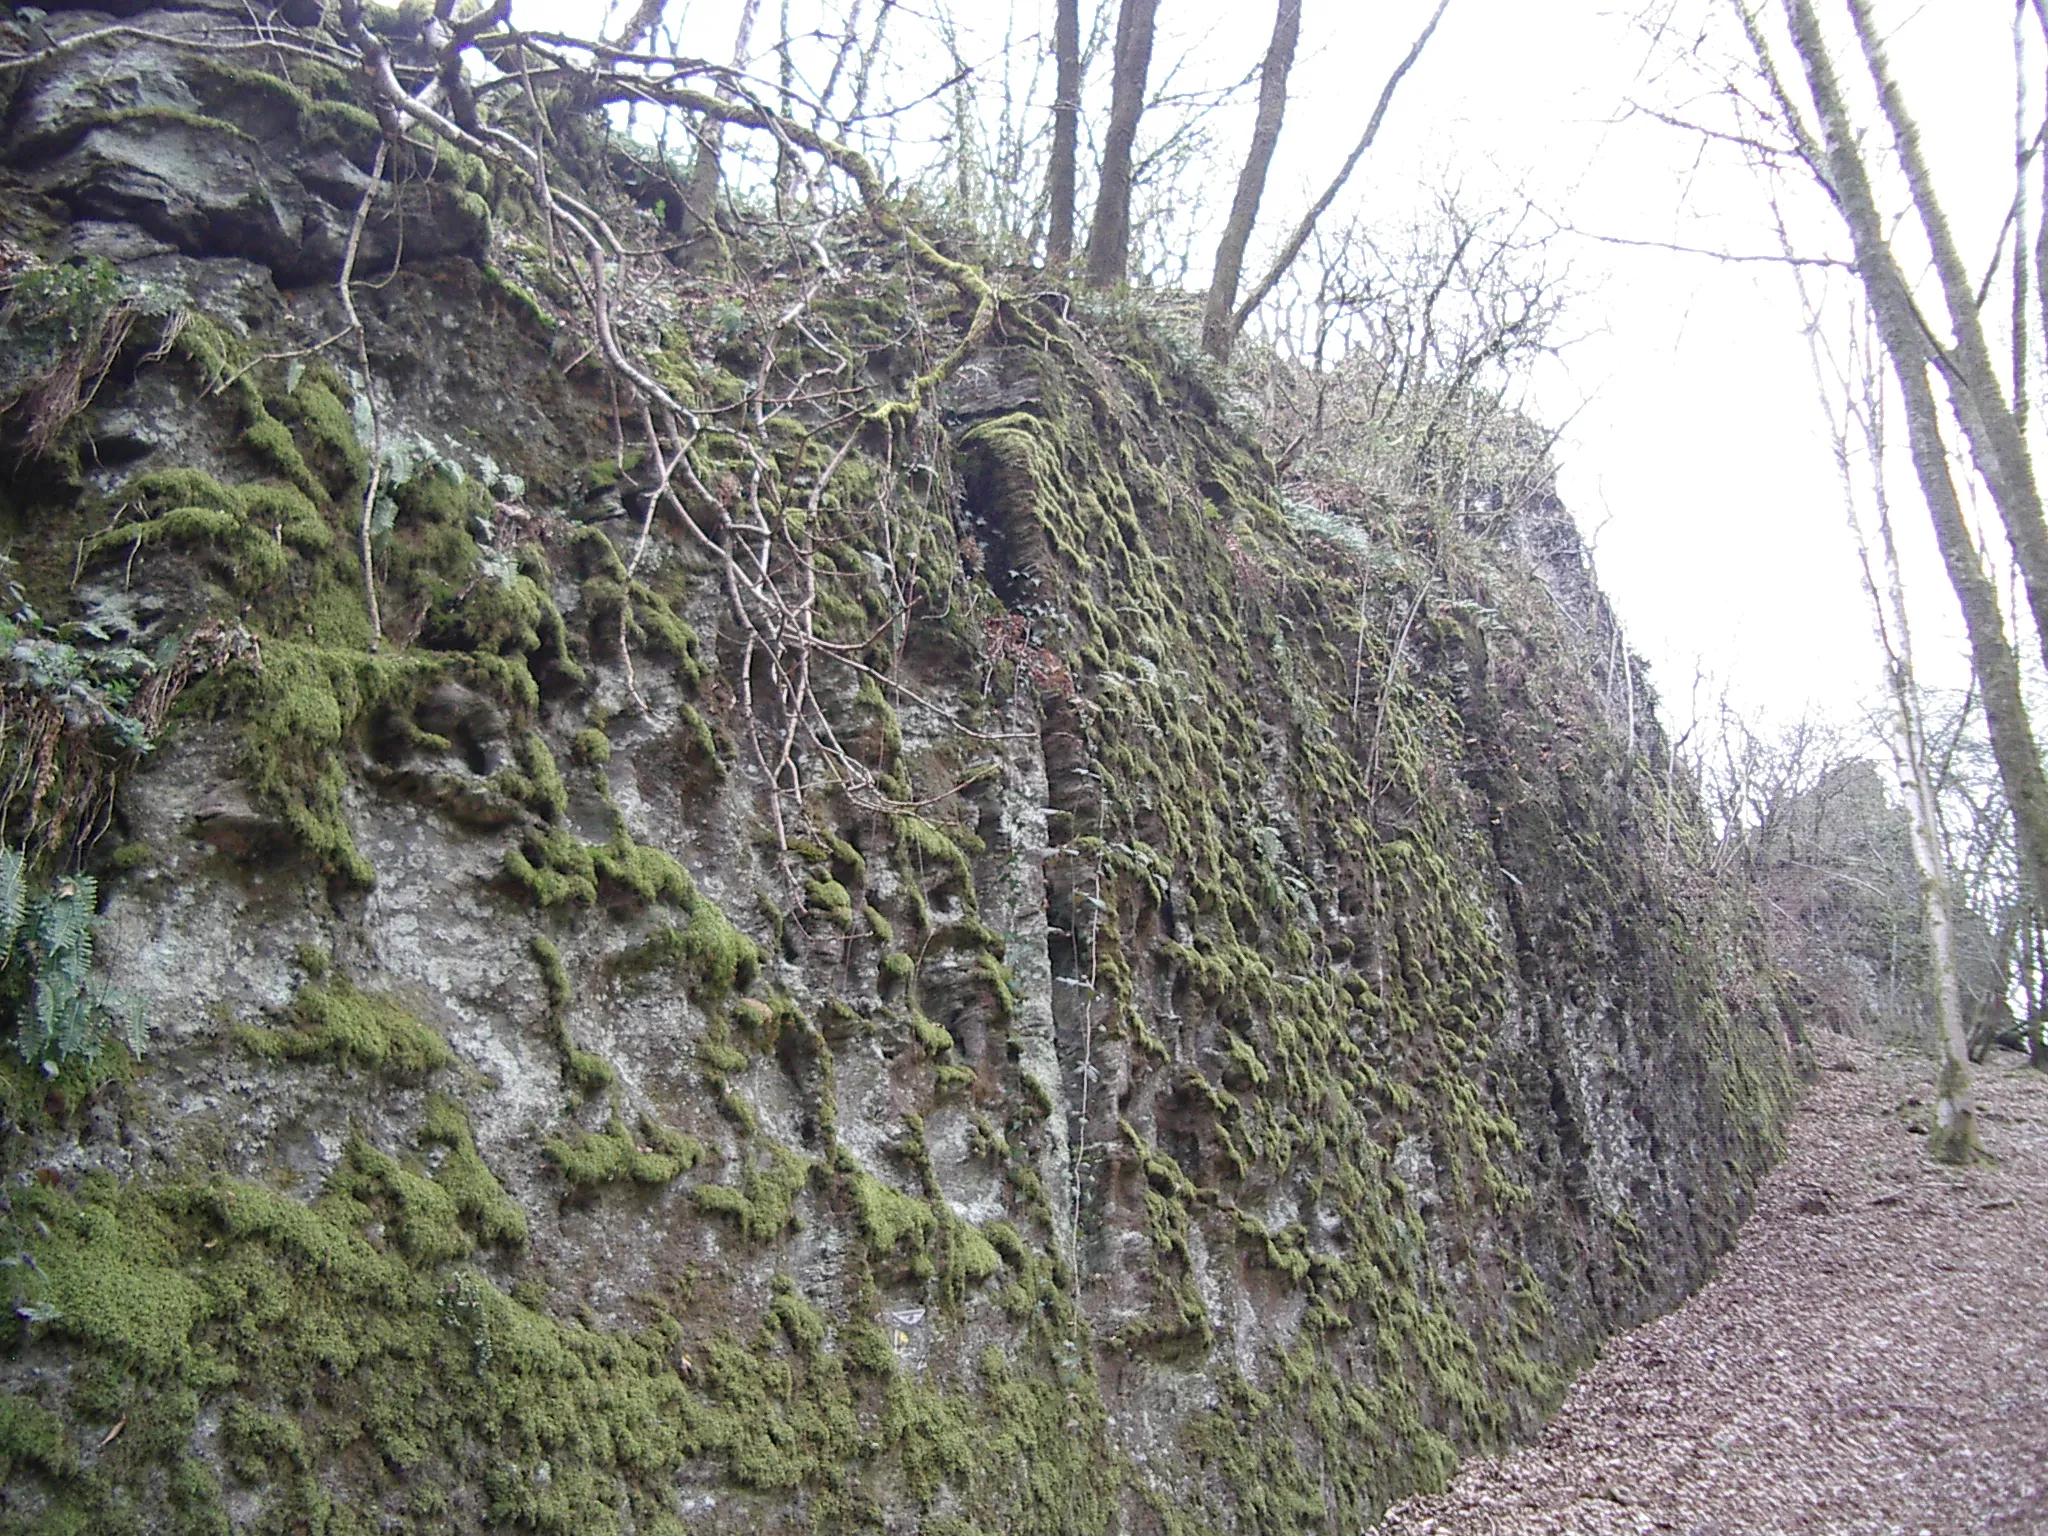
[235,978,453,1075]
[85,470,332,587]
[693,1144,812,1241]
[0,1393,76,1481]
[224,641,452,887]
[544,1113,703,1187]
[272,367,370,489]
[847,1170,934,1262]
[611,905,761,1001]
[328,1136,476,1263]
[894,814,980,900]
[804,875,855,928]
[570,526,704,682]
[167,317,327,505]
[420,1094,529,1246]
[530,934,616,1093]
[571,726,612,765]
[495,730,567,821]
[505,827,599,906]
[506,828,702,910]
[908,1012,955,1055]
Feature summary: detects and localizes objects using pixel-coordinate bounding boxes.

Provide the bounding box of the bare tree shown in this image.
[1224,0,1451,340]
[1787,248,1983,1158]
[1200,0,1301,360]
[1836,0,2048,683]
[1748,0,2048,986]
[1084,0,1160,288]
[1245,188,1569,510]
[1046,0,1083,265]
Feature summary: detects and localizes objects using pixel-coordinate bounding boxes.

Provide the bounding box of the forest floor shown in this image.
[1372,1038,2048,1536]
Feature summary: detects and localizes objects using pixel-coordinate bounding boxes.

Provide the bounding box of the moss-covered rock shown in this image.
[0,32,1797,1536]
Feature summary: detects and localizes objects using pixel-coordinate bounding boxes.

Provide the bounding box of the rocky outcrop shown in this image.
[0,10,1799,1534]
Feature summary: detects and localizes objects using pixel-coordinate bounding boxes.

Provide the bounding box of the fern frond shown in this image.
[0,848,25,965]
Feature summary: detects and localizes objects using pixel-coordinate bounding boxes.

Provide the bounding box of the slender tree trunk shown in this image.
[1782,0,2048,949]
[683,0,763,236]
[1797,242,1982,1163]
[1201,0,1301,360]
[1046,0,1083,267]
[1844,0,2048,680]
[1901,707,1983,1162]
[1228,0,1450,335]
[2013,0,2029,434]
[1084,0,1160,289]
[1876,450,1982,1161]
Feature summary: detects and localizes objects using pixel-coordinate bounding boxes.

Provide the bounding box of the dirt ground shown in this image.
[1372,1040,2048,1536]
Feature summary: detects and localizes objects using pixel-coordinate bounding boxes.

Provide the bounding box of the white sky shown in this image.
[1244,0,2018,735]
[527,0,2025,737]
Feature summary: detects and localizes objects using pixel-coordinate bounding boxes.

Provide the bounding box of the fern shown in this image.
[0,856,144,1074]
[0,848,24,967]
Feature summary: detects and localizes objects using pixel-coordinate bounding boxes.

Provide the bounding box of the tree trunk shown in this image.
[1084,0,1160,289]
[683,0,763,237]
[1844,0,2048,683]
[1045,0,1082,267]
[1904,743,1982,1163]
[1227,0,1451,337]
[1782,0,2048,949]
[1875,487,1982,1162]
[1200,0,1301,361]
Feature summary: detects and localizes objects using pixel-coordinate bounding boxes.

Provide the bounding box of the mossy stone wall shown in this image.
[0,15,1795,1533]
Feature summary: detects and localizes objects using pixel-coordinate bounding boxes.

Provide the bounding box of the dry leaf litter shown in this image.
[1371,1041,2048,1536]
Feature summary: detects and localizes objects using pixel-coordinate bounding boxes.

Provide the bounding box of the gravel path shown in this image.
[1373,1042,2048,1536]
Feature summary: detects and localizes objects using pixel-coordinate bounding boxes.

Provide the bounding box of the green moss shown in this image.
[505,828,597,906]
[766,1277,828,1355]
[908,1012,956,1055]
[222,641,455,887]
[529,935,616,1094]
[894,814,979,900]
[85,104,253,139]
[544,1113,703,1187]
[223,1401,308,1482]
[530,934,571,1013]
[692,1144,812,1241]
[864,903,895,943]
[847,1170,934,1260]
[495,730,567,821]
[2,230,1801,1534]
[824,833,867,882]
[2,1153,1114,1531]
[0,1393,77,1481]
[235,978,453,1076]
[82,475,333,587]
[480,263,558,332]
[804,875,855,928]
[104,840,155,872]
[571,726,612,765]
[328,1136,472,1263]
[698,1038,750,1076]
[13,1186,211,1378]
[612,904,760,1002]
[420,1094,529,1246]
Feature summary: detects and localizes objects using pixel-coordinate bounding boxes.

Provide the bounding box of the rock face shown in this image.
[0,11,1799,1535]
